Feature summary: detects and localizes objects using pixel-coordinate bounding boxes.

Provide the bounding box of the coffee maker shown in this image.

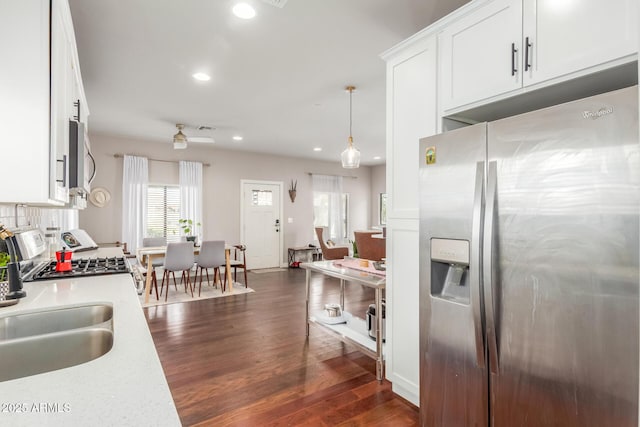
[55,249,73,272]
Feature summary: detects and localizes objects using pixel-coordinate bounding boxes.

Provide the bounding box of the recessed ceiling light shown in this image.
[233,3,256,19]
[373,156,381,160]
[313,147,322,152]
[233,136,243,141]
[192,72,210,81]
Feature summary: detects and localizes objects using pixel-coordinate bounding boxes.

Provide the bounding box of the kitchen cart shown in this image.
[301,260,386,380]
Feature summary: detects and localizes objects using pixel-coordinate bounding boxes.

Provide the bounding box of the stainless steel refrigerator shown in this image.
[418,86,638,427]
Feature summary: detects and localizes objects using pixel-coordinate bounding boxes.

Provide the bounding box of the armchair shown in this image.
[314,227,349,261]
[354,230,386,261]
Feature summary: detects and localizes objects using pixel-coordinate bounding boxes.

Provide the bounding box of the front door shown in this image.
[241,180,282,269]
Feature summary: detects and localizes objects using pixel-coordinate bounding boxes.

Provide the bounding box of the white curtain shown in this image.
[179,161,203,241]
[121,155,148,253]
[312,174,344,243]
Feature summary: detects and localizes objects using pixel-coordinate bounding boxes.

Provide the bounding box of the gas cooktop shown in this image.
[24,257,131,282]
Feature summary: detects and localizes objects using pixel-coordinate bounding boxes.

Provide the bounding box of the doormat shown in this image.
[139,281,254,308]
[251,268,289,274]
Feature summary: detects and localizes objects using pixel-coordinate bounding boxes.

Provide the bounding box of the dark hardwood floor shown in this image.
[144,268,419,426]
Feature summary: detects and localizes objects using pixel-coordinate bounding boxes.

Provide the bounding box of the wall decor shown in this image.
[89,187,111,208]
[289,180,297,203]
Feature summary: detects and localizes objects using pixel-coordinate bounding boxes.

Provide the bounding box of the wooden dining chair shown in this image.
[194,240,225,296]
[141,236,166,300]
[160,242,195,301]
[224,244,248,289]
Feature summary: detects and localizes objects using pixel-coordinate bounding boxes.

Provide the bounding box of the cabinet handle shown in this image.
[511,43,518,76]
[73,99,81,122]
[87,150,97,184]
[56,155,67,187]
[524,37,533,72]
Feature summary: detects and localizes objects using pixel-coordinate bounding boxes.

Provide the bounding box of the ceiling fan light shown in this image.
[173,124,188,149]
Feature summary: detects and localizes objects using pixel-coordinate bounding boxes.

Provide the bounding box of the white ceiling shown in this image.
[68,0,468,166]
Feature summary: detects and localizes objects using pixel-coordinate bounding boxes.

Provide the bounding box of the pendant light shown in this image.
[341,85,361,169]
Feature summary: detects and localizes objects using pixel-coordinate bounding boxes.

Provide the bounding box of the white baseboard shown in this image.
[390,377,419,407]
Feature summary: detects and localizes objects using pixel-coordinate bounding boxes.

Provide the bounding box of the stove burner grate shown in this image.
[25,257,130,281]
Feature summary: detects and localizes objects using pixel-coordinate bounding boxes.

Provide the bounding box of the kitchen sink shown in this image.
[0,304,114,382]
[0,328,114,382]
[0,304,113,340]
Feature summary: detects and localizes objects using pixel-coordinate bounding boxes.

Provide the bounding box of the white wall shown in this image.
[80,133,379,260]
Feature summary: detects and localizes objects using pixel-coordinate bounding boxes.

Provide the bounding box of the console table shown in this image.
[301,260,386,380]
[288,246,322,267]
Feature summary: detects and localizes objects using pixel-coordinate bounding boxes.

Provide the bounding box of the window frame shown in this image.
[379,193,387,225]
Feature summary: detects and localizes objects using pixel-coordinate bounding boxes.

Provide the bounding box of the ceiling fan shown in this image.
[172,123,215,149]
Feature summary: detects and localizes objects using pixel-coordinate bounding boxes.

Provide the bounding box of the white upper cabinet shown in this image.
[439,0,522,112]
[522,0,638,85]
[440,0,638,113]
[0,0,86,206]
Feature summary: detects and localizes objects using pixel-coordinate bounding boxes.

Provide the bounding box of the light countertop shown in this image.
[0,248,180,426]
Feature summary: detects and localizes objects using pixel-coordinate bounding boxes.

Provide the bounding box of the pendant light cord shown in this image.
[347,86,355,146]
[349,88,353,141]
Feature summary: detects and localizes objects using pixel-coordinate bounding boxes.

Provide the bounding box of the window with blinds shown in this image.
[146,185,181,242]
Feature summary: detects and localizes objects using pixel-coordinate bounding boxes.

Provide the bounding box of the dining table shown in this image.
[137,244,234,304]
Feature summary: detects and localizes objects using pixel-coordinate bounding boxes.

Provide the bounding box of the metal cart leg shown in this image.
[305,268,311,337]
[375,287,384,381]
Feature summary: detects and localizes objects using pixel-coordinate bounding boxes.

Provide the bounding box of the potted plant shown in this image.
[0,251,8,281]
[178,219,201,244]
[349,239,358,258]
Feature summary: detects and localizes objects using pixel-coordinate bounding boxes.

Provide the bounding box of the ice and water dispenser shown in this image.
[430,238,470,303]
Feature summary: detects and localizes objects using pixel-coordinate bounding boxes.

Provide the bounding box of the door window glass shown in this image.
[252,190,273,206]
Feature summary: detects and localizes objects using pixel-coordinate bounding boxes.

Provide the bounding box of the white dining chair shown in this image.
[194,240,226,296]
[160,242,195,301]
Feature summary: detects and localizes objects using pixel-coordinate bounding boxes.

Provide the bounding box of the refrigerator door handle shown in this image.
[471,161,486,368]
[483,161,499,374]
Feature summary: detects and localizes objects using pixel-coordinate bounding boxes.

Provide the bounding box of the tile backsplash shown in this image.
[0,204,78,232]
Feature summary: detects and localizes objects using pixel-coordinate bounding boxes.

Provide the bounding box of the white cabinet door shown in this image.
[383,34,438,406]
[0,0,51,204]
[50,0,72,203]
[439,0,522,111]
[523,0,638,85]
[0,0,83,205]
